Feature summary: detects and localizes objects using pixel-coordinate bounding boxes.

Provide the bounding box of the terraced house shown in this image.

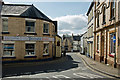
[86,2,95,58]
[1,3,58,62]
[94,0,120,68]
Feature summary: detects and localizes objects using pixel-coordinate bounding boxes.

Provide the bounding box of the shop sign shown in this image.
[3,36,54,41]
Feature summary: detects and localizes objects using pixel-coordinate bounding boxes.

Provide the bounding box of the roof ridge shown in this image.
[3,3,32,6]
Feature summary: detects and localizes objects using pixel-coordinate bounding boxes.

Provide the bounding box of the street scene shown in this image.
[0,0,120,80]
[2,53,109,79]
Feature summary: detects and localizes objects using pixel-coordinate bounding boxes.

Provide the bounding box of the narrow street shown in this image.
[2,53,112,79]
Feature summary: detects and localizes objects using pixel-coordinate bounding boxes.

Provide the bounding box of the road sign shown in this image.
[113,36,116,43]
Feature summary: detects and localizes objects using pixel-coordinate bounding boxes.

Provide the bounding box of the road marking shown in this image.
[54,75,70,78]
[73,73,86,78]
[73,72,104,79]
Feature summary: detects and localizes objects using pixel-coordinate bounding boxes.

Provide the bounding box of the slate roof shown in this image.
[1,4,52,21]
[73,36,81,41]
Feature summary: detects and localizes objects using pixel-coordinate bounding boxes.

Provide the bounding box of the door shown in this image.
[101,36,104,61]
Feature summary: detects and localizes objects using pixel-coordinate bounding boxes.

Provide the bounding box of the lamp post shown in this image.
[114,0,117,68]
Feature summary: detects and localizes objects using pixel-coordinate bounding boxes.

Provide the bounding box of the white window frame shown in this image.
[25,20,36,33]
[43,23,49,34]
[25,43,35,56]
[2,17,8,32]
[43,42,49,56]
[2,43,15,57]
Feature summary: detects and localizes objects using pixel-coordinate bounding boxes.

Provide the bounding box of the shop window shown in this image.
[3,44,14,56]
[25,44,35,55]
[97,36,99,51]
[43,23,49,34]
[43,44,49,55]
[110,0,115,19]
[110,33,115,56]
[26,21,35,32]
[2,18,8,32]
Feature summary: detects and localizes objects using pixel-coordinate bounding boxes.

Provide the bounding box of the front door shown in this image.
[101,36,104,62]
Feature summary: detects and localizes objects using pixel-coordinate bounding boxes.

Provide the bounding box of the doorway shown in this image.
[101,36,104,62]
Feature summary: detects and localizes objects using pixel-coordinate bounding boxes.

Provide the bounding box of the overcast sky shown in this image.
[3,0,91,36]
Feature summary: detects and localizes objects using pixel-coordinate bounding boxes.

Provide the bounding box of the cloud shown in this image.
[53,14,88,36]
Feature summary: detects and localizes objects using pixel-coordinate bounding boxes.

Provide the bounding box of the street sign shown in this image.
[113,36,116,43]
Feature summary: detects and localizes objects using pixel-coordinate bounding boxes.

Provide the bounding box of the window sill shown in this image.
[2,56,16,59]
[24,55,37,58]
[24,32,37,35]
[102,22,106,25]
[43,33,50,36]
[109,54,115,58]
[109,17,115,21]
[43,54,49,57]
[2,32,10,34]
[96,50,99,53]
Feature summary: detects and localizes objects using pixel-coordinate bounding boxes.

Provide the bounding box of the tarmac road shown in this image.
[2,53,116,80]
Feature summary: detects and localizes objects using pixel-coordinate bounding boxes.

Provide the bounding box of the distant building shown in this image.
[72,34,81,52]
[81,32,88,55]
[1,4,57,62]
[62,35,73,52]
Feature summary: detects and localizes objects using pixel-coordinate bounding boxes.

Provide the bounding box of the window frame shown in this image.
[103,6,106,24]
[109,32,115,56]
[25,20,36,33]
[43,23,49,34]
[97,13,100,28]
[25,43,35,56]
[2,18,8,32]
[97,36,99,52]
[110,0,115,19]
[3,43,15,57]
[43,43,49,56]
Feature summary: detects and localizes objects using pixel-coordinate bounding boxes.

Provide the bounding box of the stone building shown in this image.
[94,0,120,67]
[86,2,95,58]
[81,31,88,55]
[72,34,81,52]
[62,35,73,52]
[1,4,57,62]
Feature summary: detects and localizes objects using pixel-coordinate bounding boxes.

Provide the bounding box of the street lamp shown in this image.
[114,0,117,68]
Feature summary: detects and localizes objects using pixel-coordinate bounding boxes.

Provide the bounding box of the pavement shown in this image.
[77,53,120,79]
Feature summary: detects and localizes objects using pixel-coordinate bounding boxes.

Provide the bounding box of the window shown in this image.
[97,0,100,6]
[97,13,99,27]
[25,44,35,55]
[110,33,115,54]
[43,23,49,33]
[110,0,115,19]
[103,6,106,23]
[97,36,99,51]
[43,44,49,55]
[2,18,8,32]
[26,21,35,32]
[3,44,14,56]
